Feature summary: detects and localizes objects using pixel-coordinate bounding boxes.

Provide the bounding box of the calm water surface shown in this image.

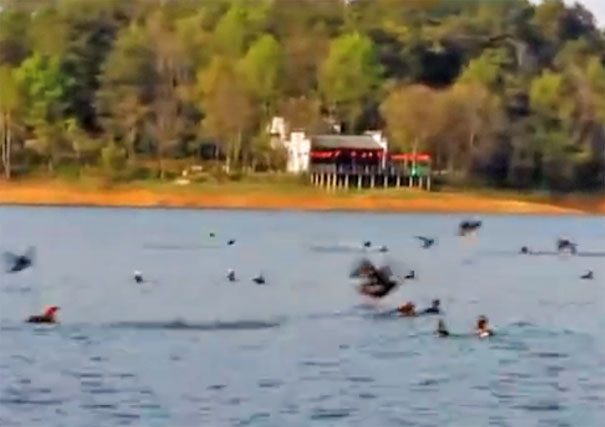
[0,206,604,427]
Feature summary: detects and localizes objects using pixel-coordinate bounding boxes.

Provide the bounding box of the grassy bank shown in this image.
[0,178,602,215]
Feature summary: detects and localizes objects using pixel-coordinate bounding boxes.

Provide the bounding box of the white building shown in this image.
[269,116,389,173]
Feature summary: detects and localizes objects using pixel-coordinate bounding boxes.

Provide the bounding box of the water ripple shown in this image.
[108,319,283,331]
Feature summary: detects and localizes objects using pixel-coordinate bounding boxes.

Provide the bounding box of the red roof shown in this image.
[390,153,431,162]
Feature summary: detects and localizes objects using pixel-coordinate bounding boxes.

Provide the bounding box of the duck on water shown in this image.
[26,306,60,324]
[396,299,441,317]
[435,315,494,338]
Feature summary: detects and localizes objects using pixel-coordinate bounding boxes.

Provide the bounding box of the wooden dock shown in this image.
[309,164,431,191]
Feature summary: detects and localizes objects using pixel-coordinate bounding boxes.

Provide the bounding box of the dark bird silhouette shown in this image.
[520,246,530,254]
[209,232,216,238]
[378,245,389,253]
[436,319,450,337]
[133,270,144,283]
[362,241,372,248]
[404,270,416,280]
[415,236,436,248]
[227,239,236,246]
[4,247,35,273]
[458,220,482,236]
[252,273,265,285]
[557,238,577,255]
[420,299,441,315]
[580,270,593,280]
[351,257,400,299]
[26,306,59,324]
[227,269,236,282]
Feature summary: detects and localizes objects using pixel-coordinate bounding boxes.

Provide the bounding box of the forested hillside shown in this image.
[0,0,604,191]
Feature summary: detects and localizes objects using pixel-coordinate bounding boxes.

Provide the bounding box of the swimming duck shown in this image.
[26,306,59,324]
[580,270,593,280]
[436,319,450,337]
[404,270,416,280]
[133,270,144,283]
[420,299,441,315]
[476,315,494,338]
[397,302,416,317]
[252,273,266,285]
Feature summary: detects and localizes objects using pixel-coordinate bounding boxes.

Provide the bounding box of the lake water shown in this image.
[0,206,604,427]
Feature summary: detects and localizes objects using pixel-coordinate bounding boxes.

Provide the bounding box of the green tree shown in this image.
[0,66,21,178]
[15,52,73,171]
[196,55,256,171]
[459,48,510,90]
[380,84,440,160]
[0,10,29,66]
[319,32,382,132]
[240,34,284,115]
[97,24,154,166]
[146,10,192,180]
[213,4,256,58]
[529,70,577,190]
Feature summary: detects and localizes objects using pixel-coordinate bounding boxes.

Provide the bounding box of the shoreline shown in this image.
[0,180,602,216]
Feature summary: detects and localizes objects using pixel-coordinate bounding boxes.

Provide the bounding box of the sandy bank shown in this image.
[0,180,602,215]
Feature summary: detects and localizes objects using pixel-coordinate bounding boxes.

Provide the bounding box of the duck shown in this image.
[404,270,416,280]
[26,306,60,324]
[458,220,482,236]
[397,302,416,317]
[252,273,266,285]
[133,270,144,283]
[226,269,237,282]
[436,319,450,337]
[476,315,494,338]
[415,236,436,249]
[580,270,593,280]
[420,299,441,315]
[4,247,35,273]
[353,258,401,299]
[557,238,577,255]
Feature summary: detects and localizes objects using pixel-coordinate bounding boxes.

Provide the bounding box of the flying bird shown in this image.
[415,236,436,248]
[557,238,577,255]
[4,247,35,273]
[458,220,482,236]
[351,257,405,299]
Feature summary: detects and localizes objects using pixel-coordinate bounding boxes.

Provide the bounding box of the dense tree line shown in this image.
[0,0,604,191]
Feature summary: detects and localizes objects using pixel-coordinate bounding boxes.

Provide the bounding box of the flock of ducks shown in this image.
[4,218,596,335]
[347,218,592,339]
